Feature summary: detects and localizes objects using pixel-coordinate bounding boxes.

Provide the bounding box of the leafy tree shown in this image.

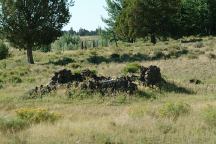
[116,0,181,44]
[68,28,77,35]
[102,0,123,44]
[115,0,137,43]
[207,0,216,34]
[178,0,209,36]
[0,40,8,60]
[51,33,80,51]
[76,28,99,36]
[0,0,73,64]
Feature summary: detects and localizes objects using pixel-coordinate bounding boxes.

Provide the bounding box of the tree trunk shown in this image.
[151,34,157,44]
[27,47,34,64]
[115,39,118,47]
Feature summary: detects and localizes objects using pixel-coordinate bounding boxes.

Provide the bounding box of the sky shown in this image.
[63,0,108,31]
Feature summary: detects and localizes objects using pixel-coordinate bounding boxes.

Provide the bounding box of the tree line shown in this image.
[0,0,216,64]
[67,28,102,36]
[103,0,216,44]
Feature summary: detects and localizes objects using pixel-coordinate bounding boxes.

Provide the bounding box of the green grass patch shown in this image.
[16,108,62,124]
[123,63,141,74]
[159,102,190,120]
[202,105,216,127]
[0,117,28,133]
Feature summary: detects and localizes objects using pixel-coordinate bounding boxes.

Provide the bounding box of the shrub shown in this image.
[123,63,141,74]
[50,57,75,66]
[0,117,28,133]
[110,53,120,62]
[194,42,204,48]
[0,41,9,60]
[203,106,216,127]
[69,63,81,69]
[87,54,107,64]
[159,102,190,120]
[187,54,198,59]
[168,49,188,58]
[51,34,80,51]
[121,53,130,61]
[9,76,22,84]
[207,53,216,59]
[16,108,61,123]
[151,51,165,60]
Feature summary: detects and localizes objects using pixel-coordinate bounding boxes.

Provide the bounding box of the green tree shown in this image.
[207,0,216,34]
[0,0,73,64]
[102,0,123,45]
[115,0,136,43]
[178,0,209,36]
[115,0,181,44]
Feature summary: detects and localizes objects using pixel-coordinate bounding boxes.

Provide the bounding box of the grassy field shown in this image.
[1,37,216,144]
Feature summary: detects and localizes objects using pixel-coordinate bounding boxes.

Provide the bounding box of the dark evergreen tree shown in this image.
[115,0,181,44]
[0,0,73,64]
[207,0,216,34]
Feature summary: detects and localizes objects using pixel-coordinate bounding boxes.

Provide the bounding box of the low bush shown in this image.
[110,53,120,62]
[0,41,9,60]
[69,63,82,69]
[50,57,75,66]
[169,49,188,58]
[194,42,204,48]
[51,34,80,51]
[16,108,61,123]
[207,53,216,59]
[0,117,28,133]
[151,51,166,60]
[187,54,198,59]
[9,76,22,84]
[87,54,107,64]
[202,106,216,127]
[159,102,190,120]
[123,63,141,74]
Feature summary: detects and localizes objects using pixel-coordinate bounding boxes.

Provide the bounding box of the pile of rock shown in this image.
[28,84,57,99]
[189,79,202,85]
[140,65,162,87]
[28,65,164,99]
[28,69,113,98]
[50,69,73,85]
[81,76,138,95]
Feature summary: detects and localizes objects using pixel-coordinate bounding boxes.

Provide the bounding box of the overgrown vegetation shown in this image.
[203,106,216,127]
[0,37,216,143]
[16,108,61,124]
[0,117,28,133]
[0,0,216,142]
[0,41,9,60]
[159,102,191,120]
[51,34,80,51]
[123,63,141,74]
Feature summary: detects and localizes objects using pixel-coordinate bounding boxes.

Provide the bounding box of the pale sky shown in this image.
[63,0,108,31]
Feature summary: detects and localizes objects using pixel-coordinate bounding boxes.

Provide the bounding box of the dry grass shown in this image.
[1,37,216,143]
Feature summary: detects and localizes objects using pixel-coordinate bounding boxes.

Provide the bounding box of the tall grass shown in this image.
[0,37,216,143]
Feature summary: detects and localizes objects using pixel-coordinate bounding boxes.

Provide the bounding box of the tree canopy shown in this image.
[0,0,73,64]
[104,0,216,43]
